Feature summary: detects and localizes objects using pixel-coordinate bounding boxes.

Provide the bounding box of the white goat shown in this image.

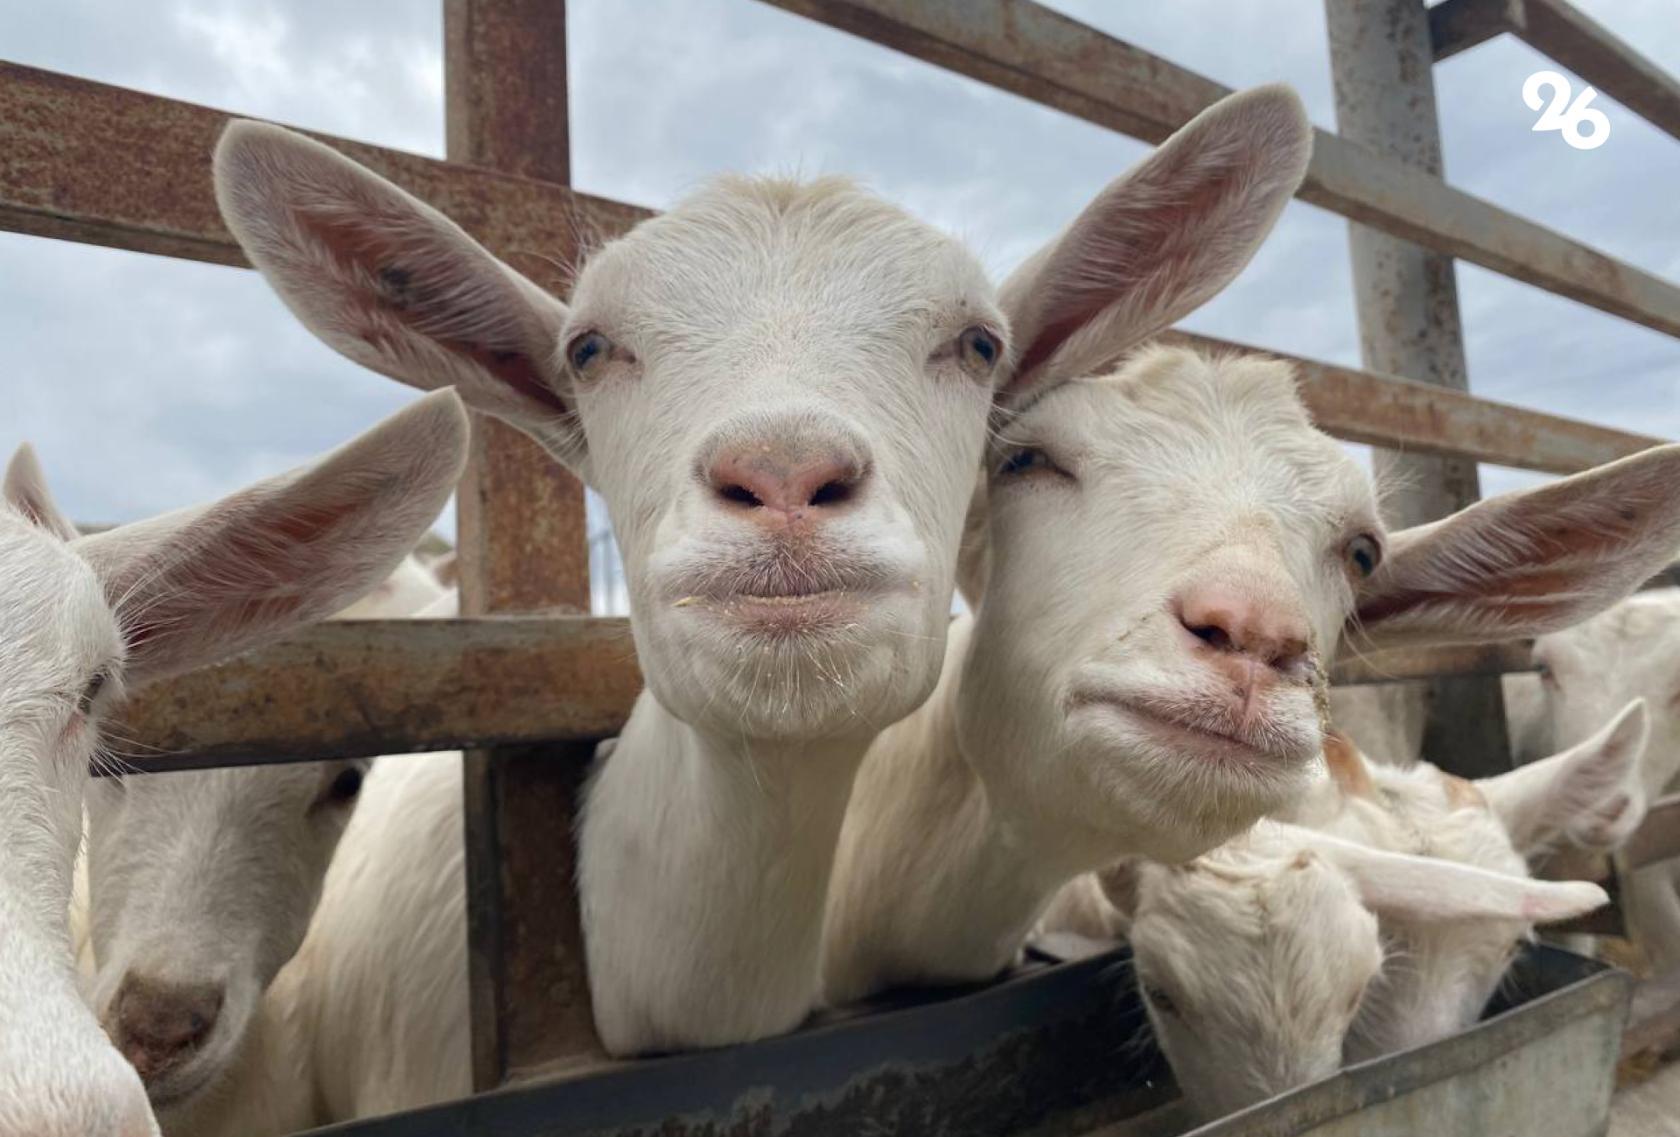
[297,750,471,1118]
[1282,702,1649,1060]
[1042,816,1604,1123]
[824,342,1680,1004]
[82,559,447,1137]
[1513,590,1680,971]
[0,391,467,1136]
[213,84,1314,1056]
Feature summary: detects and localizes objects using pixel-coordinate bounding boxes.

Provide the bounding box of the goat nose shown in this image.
[708,443,868,522]
[111,974,223,1082]
[1176,580,1311,676]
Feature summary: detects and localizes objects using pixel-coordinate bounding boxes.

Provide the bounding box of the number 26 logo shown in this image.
[1523,71,1610,150]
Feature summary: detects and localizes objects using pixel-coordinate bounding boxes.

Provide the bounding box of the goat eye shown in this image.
[997,447,1052,478]
[1345,534,1383,578]
[958,325,1002,374]
[77,670,108,717]
[1536,660,1556,686]
[567,331,611,374]
[320,767,365,808]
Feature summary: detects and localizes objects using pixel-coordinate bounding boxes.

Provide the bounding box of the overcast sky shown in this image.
[2,0,1677,611]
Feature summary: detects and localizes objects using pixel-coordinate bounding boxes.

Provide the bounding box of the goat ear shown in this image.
[75,391,469,686]
[1350,445,1680,650]
[1292,827,1609,925]
[995,84,1311,405]
[213,122,588,478]
[1480,699,1649,858]
[3,444,79,541]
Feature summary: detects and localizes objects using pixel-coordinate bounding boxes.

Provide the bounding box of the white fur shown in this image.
[1090,825,1381,1123]
[828,346,1381,1001]
[0,394,464,1135]
[212,84,1314,1056]
[0,473,157,1137]
[1282,703,1643,1061]
[1043,818,1604,1122]
[302,752,471,1117]
[84,562,448,1136]
[1516,590,1680,970]
[828,340,1680,1003]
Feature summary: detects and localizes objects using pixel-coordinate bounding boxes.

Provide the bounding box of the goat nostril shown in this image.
[717,482,762,508]
[808,479,852,508]
[1187,623,1232,652]
[1272,641,1312,675]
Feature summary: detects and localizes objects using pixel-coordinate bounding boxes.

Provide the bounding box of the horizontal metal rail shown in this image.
[0,62,645,282]
[1167,331,1663,475]
[1429,0,1522,61]
[0,65,1666,478]
[1328,640,1535,687]
[107,617,1530,771]
[757,0,1680,339]
[112,617,641,770]
[1431,0,1680,145]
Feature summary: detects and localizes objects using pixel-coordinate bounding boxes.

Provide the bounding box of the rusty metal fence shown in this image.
[4,0,1680,1102]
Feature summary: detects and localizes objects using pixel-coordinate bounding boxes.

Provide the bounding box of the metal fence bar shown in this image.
[1429,0,1524,62]
[756,0,1680,339]
[1431,0,1680,144]
[443,0,607,1084]
[110,618,641,768]
[1,65,1669,476]
[1329,640,1533,687]
[102,618,1523,773]
[0,62,646,279]
[1167,331,1665,475]
[1326,0,1512,780]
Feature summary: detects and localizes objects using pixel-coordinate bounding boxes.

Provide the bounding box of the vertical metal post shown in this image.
[445,0,604,1087]
[1325,0,1512,776]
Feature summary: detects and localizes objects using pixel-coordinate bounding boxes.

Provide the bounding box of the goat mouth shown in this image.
[1068,689,1310,767]
[141,1056,221,1110]
[667,557,903,622]
[703,588,871,636]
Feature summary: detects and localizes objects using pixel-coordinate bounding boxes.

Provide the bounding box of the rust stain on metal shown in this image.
[110,618,642,769]
[757,1,1680,338]
[1164,331,1666,475]
[0,61,648,280]
[445,0,609,1084]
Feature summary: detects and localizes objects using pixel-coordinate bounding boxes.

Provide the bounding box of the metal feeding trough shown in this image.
[296,944,1626,1137]
[1183,946,1630,1137]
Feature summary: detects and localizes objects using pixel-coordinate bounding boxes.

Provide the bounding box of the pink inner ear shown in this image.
[1355,571,1583,630]
[120,495,360,659]
[1010,166,1236,389]
[14,497,54,532]
[295,210,571,418]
